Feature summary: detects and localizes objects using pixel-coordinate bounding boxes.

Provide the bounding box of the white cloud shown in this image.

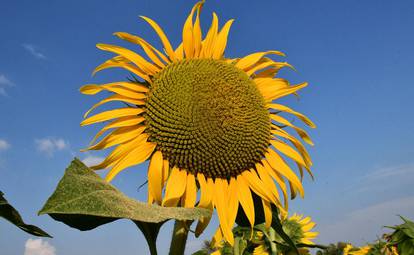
[24,238,56,255]
[35,138,68,157]
[0,139,10,151]
[22,43,46,59]
[0,74,14,96]
[317,196,414,245]
[82,155,105,167]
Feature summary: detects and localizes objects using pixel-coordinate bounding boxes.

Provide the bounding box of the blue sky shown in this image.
[1,0,414,254]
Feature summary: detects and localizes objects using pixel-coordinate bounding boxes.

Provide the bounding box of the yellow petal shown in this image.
[270,114,313,145]
[271,128,312,170]
[256,163,282,207]
[197,174,212,208]
[195,175,213,237]
[175,43,184,60]
[182,172,197,208]
[85,126,145,151]
[147,190,154,204]
[200,12,218,58]
[86,117,144,147]
[162,167,187,207]
[302,222,316,232]
[262,200,272,229]
[92,56,151,82]
[113,32,169,67]
[148,150,164,204]
[289,180,298,199]
[162,159,170,185]
[92,55,128,75]
[268,103,315,128]
[192,2,203,58]
[96,44,160,75]
[299,216,311,225]
[245,61,274,76]
[255,78,289,101]
[270,140,308,168]
[81,108,144,126]
[212,19,234,59]
[213,178,234,245]
[227,177,239,227]
[140,16,177,62]
[248,61,293,77]
[211,227,224,248]
[265,149,304,198]
[271,82,308,101]
[262,159,289,210]
[304,231,319,238]
[80,82,148,97]
[242,170,275,204]
[235,51,285,70]
[90,134,147,170]
[83,94,145,118]
[106,140,156,182]
[236,175,255,228]
[182,2,204,58]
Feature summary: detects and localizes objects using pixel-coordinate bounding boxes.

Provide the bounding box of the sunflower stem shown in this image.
[169,220,192,255]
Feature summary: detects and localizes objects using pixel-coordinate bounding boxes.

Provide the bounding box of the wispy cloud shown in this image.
[317,196,414,245]
[82,155,104,167]
[349,164,414,194]
[22,43,46,60]
[24,238,56,255]
[0,139,10,151]
[35,138,69,157]
[0,74,14,96]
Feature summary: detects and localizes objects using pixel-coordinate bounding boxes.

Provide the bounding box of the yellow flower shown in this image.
[81,1,314,245]
[253,243,269,255]
[287,213,319,245]
[344,244,371,255]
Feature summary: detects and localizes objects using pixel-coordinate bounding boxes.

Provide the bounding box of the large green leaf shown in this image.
[39,158,210,255]
[0,191,51,237]
[39,158,210,230]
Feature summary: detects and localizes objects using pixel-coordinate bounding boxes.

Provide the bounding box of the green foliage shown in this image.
[315,242,350,255]
[39,158,210,255]
[0,191,51,237]
[194,207,303,255]
[385,216,414,255]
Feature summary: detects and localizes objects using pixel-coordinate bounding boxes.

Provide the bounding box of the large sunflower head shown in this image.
[80,1,315,245]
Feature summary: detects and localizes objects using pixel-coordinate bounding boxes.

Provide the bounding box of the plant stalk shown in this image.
[169,220,192,255]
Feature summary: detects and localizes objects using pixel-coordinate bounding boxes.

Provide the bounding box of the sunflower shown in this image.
[80,1,314,245]
[286,213,319,245]
[343,244,371,255]
[251,213,318,255]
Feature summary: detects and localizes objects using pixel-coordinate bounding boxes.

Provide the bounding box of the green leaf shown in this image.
[39,158,210,255]
[399,216,414,239]
[0,191,51,237]
[270,206,299,255]
[191,251,208,255]
[39,158,210,229]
